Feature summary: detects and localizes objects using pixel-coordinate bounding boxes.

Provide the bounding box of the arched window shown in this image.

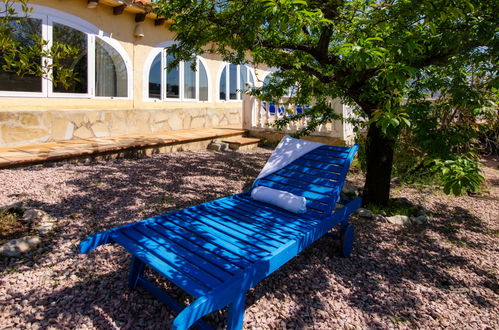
[95,37,128,97]
[218,64,255,101]
[0,4,130,98]
[262,71,297,97]
[147,51,209,101]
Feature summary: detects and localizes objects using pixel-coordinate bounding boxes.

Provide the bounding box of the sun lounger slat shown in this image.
[261,173,336,196]
[293,158,343,173]
[179,208,278,253]
[256,178,332,204]
[205,200,308,236]
[309,148,349,159]
[273,169,339,188]
[165,214,266,262]
[186,208,285,248]
[284,164,342,180]
[207,200,309,239]
[132,224,235,281]
[316,144,352,154]
[301,153,347,165]
[224,196,323,230]
[120,227,224,288]
[199,205,291,243]
[152,219,250,270]
[109,231,210,297]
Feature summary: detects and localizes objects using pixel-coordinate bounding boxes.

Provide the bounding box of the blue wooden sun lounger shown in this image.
[79,143,361,329]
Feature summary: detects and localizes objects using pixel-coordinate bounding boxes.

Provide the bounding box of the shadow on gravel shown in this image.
[7,258,169,329]
[9,151,267,238]
[429,202,488,249]
[263,207,497,328]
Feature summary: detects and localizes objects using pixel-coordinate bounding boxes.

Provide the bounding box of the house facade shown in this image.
[0,0,274,147]
[0,0,355,148]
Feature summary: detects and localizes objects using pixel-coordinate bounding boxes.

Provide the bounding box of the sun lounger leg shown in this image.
[128,256,145,289]
[227,293,246,330]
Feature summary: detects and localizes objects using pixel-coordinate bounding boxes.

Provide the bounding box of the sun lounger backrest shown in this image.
[254,144,359,217]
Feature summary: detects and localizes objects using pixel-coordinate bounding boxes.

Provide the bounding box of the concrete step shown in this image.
[221,137,262,150]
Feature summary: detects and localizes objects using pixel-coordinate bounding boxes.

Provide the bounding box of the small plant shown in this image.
[431,154,485,195]
[260,139,280,148]
[0,206,29,241]
[365,201,416,217]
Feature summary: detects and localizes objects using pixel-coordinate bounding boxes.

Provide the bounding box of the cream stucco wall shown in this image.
[0,0,271,146]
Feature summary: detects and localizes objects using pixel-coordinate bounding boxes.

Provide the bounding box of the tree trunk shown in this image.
[363,122,395,206]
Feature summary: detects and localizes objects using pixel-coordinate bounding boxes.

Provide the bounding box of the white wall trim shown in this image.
[197,56,211,102]
[13,3,101,35]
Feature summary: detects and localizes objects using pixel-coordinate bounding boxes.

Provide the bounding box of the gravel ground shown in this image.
[0,149,497,329]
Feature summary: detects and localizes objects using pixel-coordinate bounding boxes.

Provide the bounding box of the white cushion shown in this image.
[251,186,307,214]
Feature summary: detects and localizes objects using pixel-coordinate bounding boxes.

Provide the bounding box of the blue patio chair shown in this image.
[268,102,276,115]
[277,105,285,116]
[261,101,275,116]
[79,137,361,330]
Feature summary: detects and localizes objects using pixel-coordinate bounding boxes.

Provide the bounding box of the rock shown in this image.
[208,142,229,151]
[413,215,429,225]
[356,208,373,219]
[373,214,387,222]
[35,222,55,234]
[391,177,401,184]
[391,197,413,208]
[0,201,24,211]
[386,215,411,225]
[207,142,222,151]
[415,205,428,216]
[0,236,41,257]
[341,182,358,198]
[23,209,54,226]
[23,209,56,234]
[207,142,228,152]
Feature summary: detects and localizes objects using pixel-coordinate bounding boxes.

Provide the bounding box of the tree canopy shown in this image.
[154,0,497,205]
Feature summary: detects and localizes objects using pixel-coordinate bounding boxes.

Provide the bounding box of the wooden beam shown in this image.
[113,4,126,15]
[154,18,165,26]
[135,13,146,22]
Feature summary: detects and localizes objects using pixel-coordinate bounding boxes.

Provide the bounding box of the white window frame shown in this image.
[0,3,132,99]
[144,46,210,102]
[217,63,256,102]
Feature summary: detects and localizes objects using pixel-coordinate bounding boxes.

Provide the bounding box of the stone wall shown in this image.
[247,130,348,147]
[0,107,242,146]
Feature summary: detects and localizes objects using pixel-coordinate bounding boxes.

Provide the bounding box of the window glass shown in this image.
[148,53,161,99]
[229,64,237,100]
[0,18,42,92]
[166,53,179,98]
[219,66,226,100]
[248,68,254,86]
[263,74,271,86]
[199,61,208,101]
[183,60,196,99]
[240,66,247,92]
[52,23,88,93]
[95,38,127,97]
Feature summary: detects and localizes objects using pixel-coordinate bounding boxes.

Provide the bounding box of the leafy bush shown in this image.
[431,155,485,195]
